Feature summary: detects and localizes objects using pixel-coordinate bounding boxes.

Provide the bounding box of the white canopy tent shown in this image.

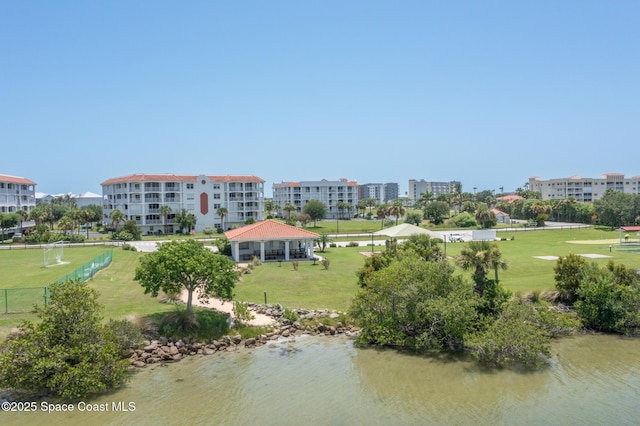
[373,223,438,238]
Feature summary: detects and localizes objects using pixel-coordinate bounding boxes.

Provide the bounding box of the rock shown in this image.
[203,348,215,355]
[132,361,147,368]
[244,338,256,347]
[232,335,242,345]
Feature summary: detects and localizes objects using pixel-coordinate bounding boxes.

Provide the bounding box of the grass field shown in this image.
[1,226,638,339]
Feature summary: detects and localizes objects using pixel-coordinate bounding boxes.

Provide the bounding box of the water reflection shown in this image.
[2,334,640,425]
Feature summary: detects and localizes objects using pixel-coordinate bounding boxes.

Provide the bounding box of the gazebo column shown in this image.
[308,238,315,259]
[260,241,265,262]
[232,241,240,262]
[285,240,290,261]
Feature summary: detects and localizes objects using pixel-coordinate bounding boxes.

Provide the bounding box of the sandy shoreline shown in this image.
[178,289,276,326]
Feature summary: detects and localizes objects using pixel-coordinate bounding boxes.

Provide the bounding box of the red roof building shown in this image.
[225,220,319,262]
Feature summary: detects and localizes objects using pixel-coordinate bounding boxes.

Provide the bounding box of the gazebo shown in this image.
[224,220,320,263]
[619,226,640,244]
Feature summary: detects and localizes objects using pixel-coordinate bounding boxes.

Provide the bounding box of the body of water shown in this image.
[2,333,639,425]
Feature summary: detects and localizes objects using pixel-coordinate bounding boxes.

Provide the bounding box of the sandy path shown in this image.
[179,289,275,327]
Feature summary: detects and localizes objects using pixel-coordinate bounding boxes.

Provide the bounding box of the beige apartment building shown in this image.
[528,173,640,202]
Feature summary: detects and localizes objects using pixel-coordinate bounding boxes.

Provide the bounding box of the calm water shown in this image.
[2,334,640,425]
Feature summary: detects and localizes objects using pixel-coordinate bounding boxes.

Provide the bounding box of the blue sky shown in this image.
[2,1,638,197]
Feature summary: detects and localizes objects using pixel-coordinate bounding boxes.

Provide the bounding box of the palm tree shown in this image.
[109,209,126,231]
[388,200,406,225]
[264,200,276,218]
[159,205,172,234]
[16,209,28,233]
[174,208,197,234]
[283,203,296,220]
[456,241,508,295]
[376,204,388,230]
[216,207,228,230]
[365,198,377,217]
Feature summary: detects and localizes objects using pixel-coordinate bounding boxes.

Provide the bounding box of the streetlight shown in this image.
[370,232,375,254]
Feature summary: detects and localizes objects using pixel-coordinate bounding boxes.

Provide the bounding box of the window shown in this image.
[214,203,221,209]
[214,194,220,199]
[213,184,220,190]
[187,184,194,189]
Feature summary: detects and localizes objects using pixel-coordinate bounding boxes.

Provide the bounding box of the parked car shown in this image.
[449,233,464,242]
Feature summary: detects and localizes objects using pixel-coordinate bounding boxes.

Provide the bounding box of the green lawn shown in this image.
[1,226,638,339]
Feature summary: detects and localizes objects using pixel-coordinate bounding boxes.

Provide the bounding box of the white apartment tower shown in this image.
[273,178,359,220]
[0,174,37,213]
[101,174,264,235]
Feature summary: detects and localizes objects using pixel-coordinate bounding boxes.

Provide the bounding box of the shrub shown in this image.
[0,280,129,399]
[347,241,359,247]
[321,258,330,270]
[203,227,215,235]
[232,301,256,326]
[106,319,145,351]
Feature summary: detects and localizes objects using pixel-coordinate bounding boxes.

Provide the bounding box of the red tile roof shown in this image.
[0,174,37,185]
[101,174,264,185]
[225,220,320,241]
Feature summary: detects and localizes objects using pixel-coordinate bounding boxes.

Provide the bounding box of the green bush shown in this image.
[0,280,129,400]
[106,318,145,351]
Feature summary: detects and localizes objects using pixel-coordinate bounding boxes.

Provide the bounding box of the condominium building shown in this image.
[101,174,264,235]
[528,173,640,202]
[272,178,359,220]
[408,179,461,200]
[358,182,399,204]
[0,174,37,213]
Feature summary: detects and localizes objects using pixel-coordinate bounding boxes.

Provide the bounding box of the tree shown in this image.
[264,200,277,218]
[388,200,406,225]
[0,213,19,241]
[159,205,173,233]
[376,204,389,229]
[283,203,297,220]
[466,301,551,367]
[594,189,638,228]
[80,205,102,238]
[351,256,479,351]
[456,241,508,296]
[0,280,128,399]
[216,207,228,230]
[109,209,126,231]
[424,201,449,225]
[315,233,332,252]
[302,199,327,226]
[15,209,28,233]
[403,209,423,226]
[134,240,238,314]
[554,253,588,301]
[475,205,497,229]
[174,208,196,234]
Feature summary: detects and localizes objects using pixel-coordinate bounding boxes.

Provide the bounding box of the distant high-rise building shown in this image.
[358,182,399,204]
[408,179,461,199]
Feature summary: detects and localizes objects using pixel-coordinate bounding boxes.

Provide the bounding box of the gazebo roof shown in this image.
[373,223,437,238]
[620,226,640,232]
[224,220,320,241]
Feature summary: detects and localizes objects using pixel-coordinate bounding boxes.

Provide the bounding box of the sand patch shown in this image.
[533,256,559,261]
[578,253,612,259]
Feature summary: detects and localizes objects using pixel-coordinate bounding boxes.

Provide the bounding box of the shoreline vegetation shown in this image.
[1,223,640,400]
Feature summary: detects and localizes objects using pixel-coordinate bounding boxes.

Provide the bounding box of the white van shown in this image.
[448,233,464,242]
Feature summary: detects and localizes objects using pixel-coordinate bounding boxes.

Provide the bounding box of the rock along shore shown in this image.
[128,304,360,368]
